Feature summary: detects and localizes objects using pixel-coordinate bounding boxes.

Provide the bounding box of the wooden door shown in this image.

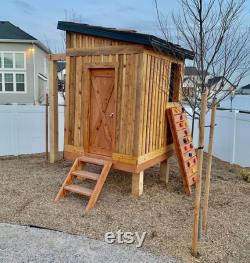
[89,68,116,156]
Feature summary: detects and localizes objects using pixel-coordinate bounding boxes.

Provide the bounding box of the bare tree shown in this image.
[59,9,83,52]
[47,9,83,98]
[155,0,250,134]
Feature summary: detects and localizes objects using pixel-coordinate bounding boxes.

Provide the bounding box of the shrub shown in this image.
[240,169,250,183]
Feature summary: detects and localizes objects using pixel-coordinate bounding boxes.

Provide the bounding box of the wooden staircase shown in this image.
[55,156,112,212]
[167,105,198,195]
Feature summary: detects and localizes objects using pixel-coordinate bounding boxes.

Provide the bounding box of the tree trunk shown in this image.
[202,99,217,234]
[191,90,207,257]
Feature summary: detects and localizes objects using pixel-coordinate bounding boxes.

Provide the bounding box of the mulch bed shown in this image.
[0,153,249,262]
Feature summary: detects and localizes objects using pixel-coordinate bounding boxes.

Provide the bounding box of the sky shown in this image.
[2,0,177,50]
[1,0,250,84]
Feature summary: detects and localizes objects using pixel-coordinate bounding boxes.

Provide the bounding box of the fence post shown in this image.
[13,105,19,156]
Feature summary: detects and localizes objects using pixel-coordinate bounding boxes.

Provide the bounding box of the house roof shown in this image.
[207,76,223,86]
[57,61,66,72]
[240,84,250,90]
[57,21,194,60]
[208,76,235,88]
[0,21,36,40]
[0,21,50,53]
[184,66,209,76]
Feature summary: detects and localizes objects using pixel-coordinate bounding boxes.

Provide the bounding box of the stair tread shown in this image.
[78,156,111,166]
[64,184,93,197]
[72,170,100,180]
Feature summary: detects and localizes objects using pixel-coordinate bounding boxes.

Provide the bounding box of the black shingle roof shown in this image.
[208,76,235,88]
[57,21,194,60]
[57,61,66,72]
[240,84,250,90]
[207,76,223,86]
[0,21,36,40]
[185,66,209,76]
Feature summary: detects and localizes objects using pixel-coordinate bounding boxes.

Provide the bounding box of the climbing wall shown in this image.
[167,105,198,194]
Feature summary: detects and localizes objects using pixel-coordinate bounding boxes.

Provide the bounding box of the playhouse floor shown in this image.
[0,153,249,263]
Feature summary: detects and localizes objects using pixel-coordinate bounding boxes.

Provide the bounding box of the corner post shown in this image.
[132,171,144,196]
[160,158,170,184]
[49,60,58,163]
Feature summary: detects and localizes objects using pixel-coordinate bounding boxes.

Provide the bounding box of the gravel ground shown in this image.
[0,223,181,263]
[0,153,249,263]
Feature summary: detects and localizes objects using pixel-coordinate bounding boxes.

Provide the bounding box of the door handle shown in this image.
[109,113,114,118]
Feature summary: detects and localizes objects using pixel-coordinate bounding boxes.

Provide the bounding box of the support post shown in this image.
[132,171,144,196]
[45,93,49,161]
[160,158,170,184]
[202,99,217,234]
[191,91,207,257]
[49,61,58,163]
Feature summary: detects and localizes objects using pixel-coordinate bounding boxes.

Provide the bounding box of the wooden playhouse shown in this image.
[51,22,195,211]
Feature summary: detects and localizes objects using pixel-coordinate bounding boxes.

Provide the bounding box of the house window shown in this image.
[16,73,25,91]
[0,51,26,93]
[4,53,13,68]
[0,52,25,69]
[15,53,25,69]
[0,72,26,93]
[4,73,14,91]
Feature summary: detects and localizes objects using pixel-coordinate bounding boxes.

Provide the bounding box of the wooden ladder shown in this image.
[55,156,112,212]
[167,105,198,195]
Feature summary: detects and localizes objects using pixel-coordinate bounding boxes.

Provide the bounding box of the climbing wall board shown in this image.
[167,105,198,195]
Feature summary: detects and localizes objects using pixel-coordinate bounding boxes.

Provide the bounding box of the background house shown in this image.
[183,66,235,100]
[207,76,235,100]
[236,84,250,95]
[57,61,66,105]
[0,21,50,105]
[182,66,209,97]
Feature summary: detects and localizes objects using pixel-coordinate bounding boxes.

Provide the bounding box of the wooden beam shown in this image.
[138,146,170,164]
[132,171,144,196]
[66,45,144,57]
[48,53,66,61]
[112,153,137,165]
[49,61,59,163]
[160,158,170,184]
[64,56,70,146]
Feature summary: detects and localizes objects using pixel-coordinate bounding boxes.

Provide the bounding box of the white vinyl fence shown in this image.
[189,108,250,167]
[1,105,250,167]
[0,105,64,156]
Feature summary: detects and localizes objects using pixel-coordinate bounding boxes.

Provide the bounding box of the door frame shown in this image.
[82,62,118,157]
